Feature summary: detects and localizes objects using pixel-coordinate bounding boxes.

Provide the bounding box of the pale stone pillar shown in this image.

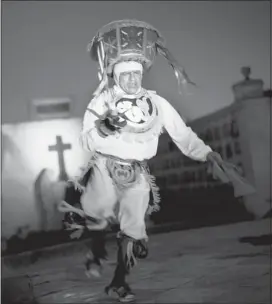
[233,67,271,218]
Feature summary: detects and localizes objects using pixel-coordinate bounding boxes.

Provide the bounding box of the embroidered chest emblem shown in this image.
[115,95,154,124]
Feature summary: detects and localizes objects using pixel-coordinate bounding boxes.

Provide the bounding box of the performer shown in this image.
[60,19,224,302]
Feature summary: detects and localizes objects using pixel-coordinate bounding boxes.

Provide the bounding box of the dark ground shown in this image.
[2,218,270,304]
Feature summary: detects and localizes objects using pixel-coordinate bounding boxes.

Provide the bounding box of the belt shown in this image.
[96,152,148,167]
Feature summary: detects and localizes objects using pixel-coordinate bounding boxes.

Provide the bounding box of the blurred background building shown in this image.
[149,67,271,225]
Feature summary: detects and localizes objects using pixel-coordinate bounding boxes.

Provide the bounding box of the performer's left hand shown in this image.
[206,151,223,166]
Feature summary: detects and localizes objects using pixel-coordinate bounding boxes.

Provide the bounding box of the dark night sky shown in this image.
[2,1,270,124]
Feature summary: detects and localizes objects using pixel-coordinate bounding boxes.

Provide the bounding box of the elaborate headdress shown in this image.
[88,19,195,96]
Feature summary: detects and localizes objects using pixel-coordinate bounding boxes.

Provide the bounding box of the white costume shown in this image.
[80,84,211,240]
[58,19,219,301]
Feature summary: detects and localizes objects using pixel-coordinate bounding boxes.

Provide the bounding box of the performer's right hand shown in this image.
[95,114,127,138]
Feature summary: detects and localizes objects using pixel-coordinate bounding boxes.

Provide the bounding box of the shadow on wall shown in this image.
[1,168,69,256]
[34,168,66,232]
[34,169,48,231]
[1,121,93,255]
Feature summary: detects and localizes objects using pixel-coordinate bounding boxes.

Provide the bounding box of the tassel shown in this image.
[58,200,86,217]
[156,42,197,95]
[93,41,109,97]
[68,152,98,189]
[67,178,86,192]
[93,68,108,97]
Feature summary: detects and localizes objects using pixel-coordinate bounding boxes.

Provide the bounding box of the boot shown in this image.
[105,233,136,302]
[85,230,107,278]
[105,282,135,303]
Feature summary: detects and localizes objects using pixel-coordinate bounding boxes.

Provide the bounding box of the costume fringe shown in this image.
[58,200,86,217]
[59,153,102,239]
[59,152,161,240]
[126,240,138,271]
[59,200,108,239]
[104,156,161,215]
[67,178,85,192]
[68,152,99,192]
[141,164,161,215]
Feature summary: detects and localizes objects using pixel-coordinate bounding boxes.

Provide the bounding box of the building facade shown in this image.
[149,67,271,224]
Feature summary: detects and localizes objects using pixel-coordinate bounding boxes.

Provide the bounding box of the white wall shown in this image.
[237,96,271,218]
[2,118,90,238]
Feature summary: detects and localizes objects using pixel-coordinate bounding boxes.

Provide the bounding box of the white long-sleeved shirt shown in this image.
[80,88,212,162]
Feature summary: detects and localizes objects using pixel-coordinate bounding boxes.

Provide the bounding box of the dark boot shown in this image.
[105,233,145,302]
[85,230,107,278]
[105,282,135,303]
